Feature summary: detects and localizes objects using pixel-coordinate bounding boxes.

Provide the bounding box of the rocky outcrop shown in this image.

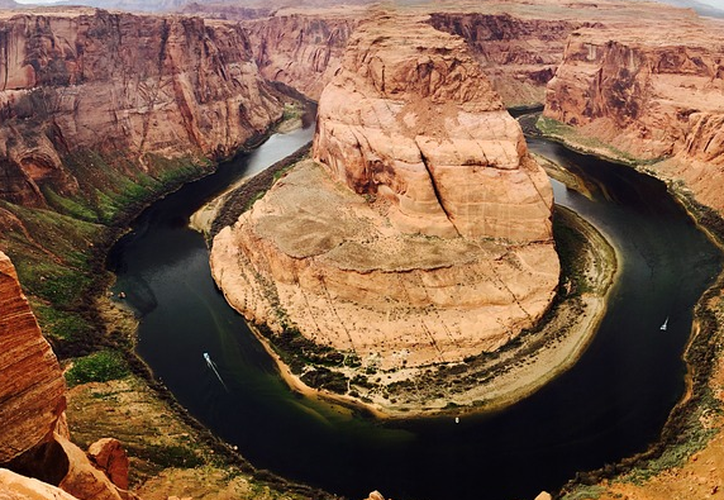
[313,16,554,241]
[0,468,81,500]
[0,251,66,465]
[211,16,558,380]
[242,11,359,100]
[0,9,283,207]
[429,12,582,107]
[87,439,129,491]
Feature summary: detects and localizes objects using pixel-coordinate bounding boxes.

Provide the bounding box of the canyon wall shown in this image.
[544,19,724,210]
[242,11,359,100]
[428,12,582,107]
[0,9,284,208]
[212,15,559,377]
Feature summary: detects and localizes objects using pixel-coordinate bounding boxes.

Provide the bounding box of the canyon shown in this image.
[210,13,560,409]
[1,1,724,500]
[0,8,283,208]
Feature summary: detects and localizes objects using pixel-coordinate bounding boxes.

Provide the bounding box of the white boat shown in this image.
[660,317,668,331]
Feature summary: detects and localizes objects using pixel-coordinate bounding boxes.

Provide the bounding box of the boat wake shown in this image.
[203,352,229,391]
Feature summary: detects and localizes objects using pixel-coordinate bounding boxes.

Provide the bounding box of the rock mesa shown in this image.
[212,16,559,373]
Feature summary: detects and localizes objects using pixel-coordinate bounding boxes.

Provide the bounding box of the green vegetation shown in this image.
[0,147,213,358]
[562,485,605,500]
[65,350,130,386]
[131,444,204,469]
[535,116,659,167]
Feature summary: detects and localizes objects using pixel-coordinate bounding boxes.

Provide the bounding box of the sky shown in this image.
[12,0,724,9]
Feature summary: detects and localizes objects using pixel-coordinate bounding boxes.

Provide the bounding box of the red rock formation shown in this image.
[56,434,136,500]
[242,11,359,100]
[544,16,724,210]
[428,12,582,106]
[313,15,554,242]
[0,251,66,465]
[0,9,284,207]
[87,439,129,490]
[212,15,559,376]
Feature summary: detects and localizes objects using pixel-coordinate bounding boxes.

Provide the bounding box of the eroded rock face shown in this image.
[242,11,359,100]
[429,13,582,107]
[544,19,724,210]
[87,439,129,491]
[212,16,559,373]
[0,251,66,465]
[313,16,554,242]
[0,9,283,207]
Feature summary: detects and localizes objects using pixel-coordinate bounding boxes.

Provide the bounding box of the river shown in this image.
[108,123,721,500]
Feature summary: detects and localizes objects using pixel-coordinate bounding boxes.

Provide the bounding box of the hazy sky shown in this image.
[12,0,724,9]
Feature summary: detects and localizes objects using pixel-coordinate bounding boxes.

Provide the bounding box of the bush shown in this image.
[65,350,130,386]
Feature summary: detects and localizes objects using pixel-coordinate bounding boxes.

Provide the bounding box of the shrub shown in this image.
[65,350,130,386]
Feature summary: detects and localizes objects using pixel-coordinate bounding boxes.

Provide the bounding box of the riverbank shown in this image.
[56,111,339,500]
[523,115,724,500]
[209,154,618,418]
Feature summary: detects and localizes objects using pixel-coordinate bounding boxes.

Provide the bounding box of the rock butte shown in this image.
[211,15,559,372]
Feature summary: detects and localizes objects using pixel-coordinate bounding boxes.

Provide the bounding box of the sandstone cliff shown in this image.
[242,10,359,100]
[428,12,582,107]
[211,16,559,396]
[0,9,283,208]
[543,16,724,211]
[0,251,66,464]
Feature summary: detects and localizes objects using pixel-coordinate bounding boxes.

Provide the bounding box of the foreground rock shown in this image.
[0,469,80,500]
[211,15,559,411]
[0,251,66,464]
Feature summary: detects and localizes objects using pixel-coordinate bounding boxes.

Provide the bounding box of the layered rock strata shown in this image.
[544,17,724,211]
[428,13,582,107]
[212,16,559,373]
[0,251,66,464]
[242,11,360,100]
[0,9,283,207]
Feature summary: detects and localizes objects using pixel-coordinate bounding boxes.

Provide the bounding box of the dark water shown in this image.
[108,127,721,500]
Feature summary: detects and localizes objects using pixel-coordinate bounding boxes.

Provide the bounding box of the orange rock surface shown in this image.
[0,9,283,207]
[0,251,66,464]
[212,15,559,372]
[544,13,724,211]
[0,468,81,500]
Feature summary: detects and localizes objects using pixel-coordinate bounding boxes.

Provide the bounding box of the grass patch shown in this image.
[562,485,605,500]
[65,350,130,386]
[30,300,94,344]
[536,116,657,166]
